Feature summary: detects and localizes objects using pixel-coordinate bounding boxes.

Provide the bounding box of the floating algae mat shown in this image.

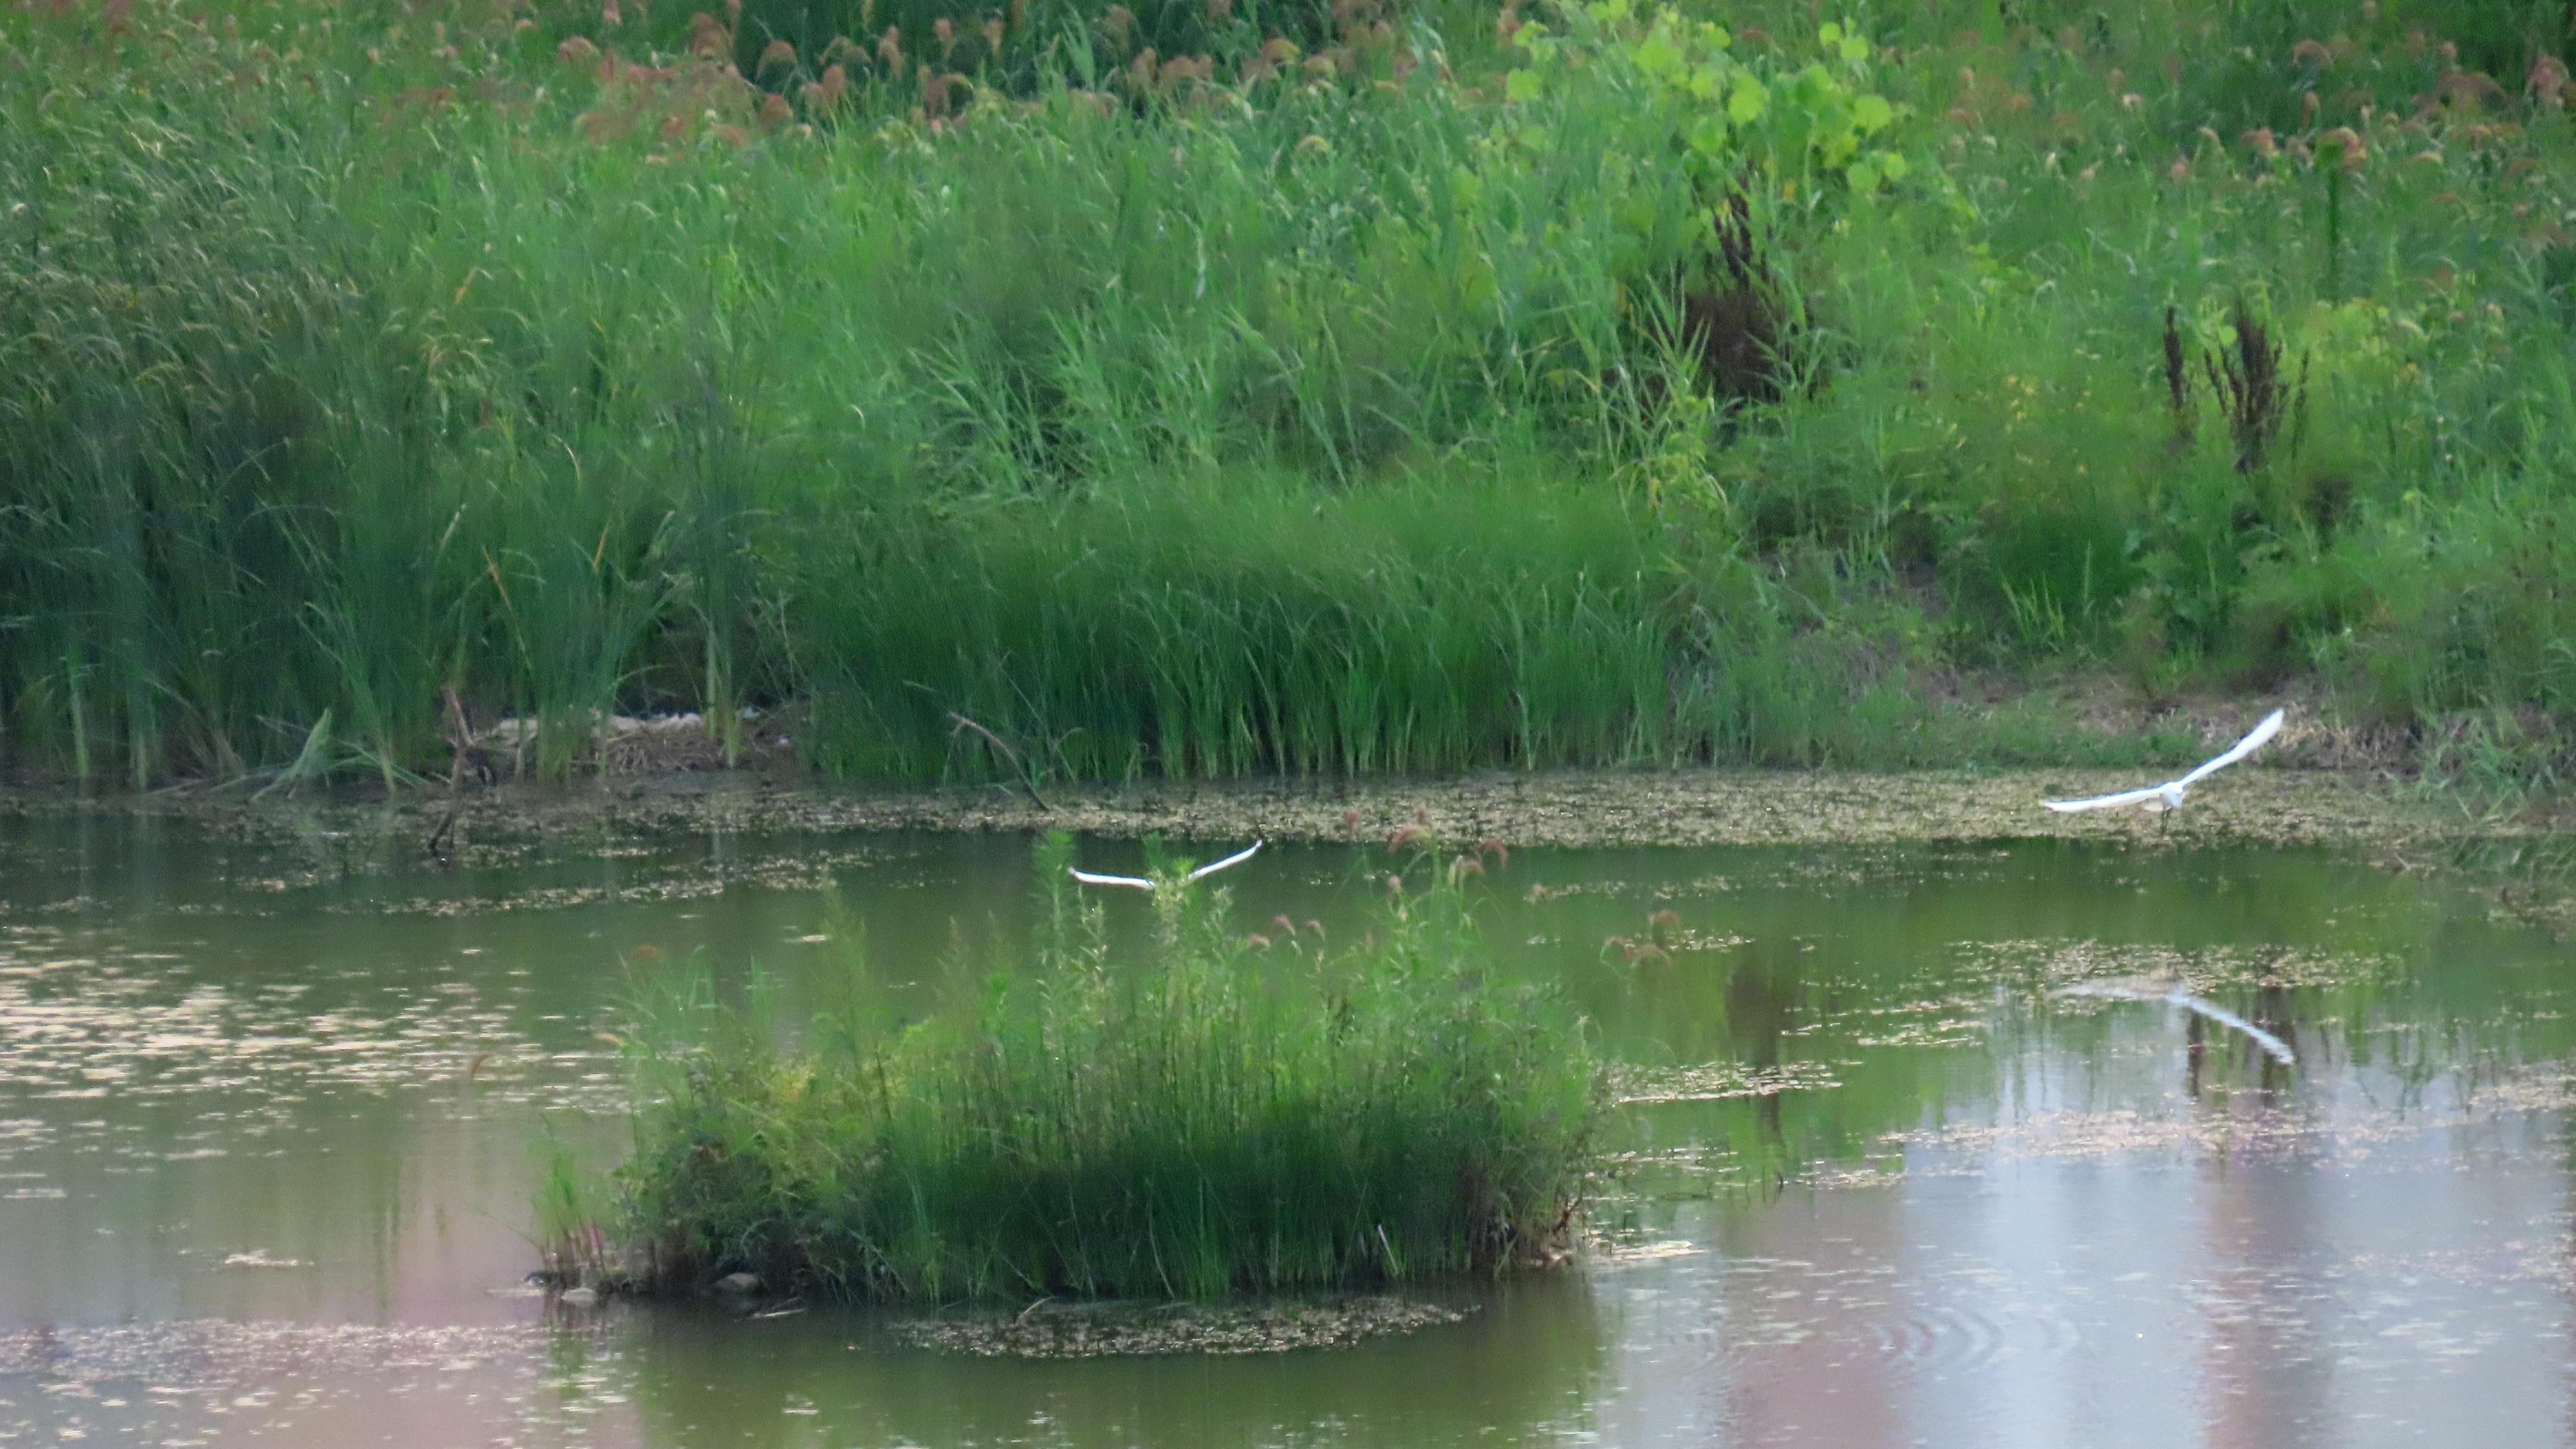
[6,816,2576,1443]
[890,1296,1473,1358]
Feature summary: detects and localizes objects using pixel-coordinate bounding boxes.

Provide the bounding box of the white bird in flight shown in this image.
[2058,978,2296,1066]
[2043,708,2285,813]
[1069,840,1264,892]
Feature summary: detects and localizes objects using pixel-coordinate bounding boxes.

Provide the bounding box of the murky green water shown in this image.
[2,814,2572,1446]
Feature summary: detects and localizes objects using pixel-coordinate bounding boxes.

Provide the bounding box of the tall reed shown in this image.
[13,0,2576,789]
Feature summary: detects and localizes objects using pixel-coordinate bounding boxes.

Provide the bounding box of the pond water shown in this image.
[1,813,2571,1446]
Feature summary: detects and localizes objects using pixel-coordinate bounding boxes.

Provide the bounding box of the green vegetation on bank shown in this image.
[568,834,1599,1300]
[8,0,2576,790]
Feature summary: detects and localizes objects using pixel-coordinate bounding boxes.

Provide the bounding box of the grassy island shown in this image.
[556,835,1600,1301]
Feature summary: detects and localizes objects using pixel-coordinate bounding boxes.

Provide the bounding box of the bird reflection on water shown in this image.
[2059,976,2298,1068]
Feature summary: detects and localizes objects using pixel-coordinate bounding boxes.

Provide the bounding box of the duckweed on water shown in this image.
[587,833,1601,1303]
[891,1297,1473,1358]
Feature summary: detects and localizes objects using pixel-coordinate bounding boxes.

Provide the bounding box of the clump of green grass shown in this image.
[533,1131,622,1288]
[599,832,1601,1302]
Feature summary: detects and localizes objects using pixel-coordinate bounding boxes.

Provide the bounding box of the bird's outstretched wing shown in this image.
[2164,989,2296,1065]
[1068,869,1156,891]
[1184,840,1263,882]
[2043,783,2173,813]
[2042,708,2287,811]
[2176,708,2286,788]
[1070,840,1263,891]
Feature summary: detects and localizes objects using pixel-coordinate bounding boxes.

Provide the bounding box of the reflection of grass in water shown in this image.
[592,833,1601,1302]
[622,1270,1606,1442]
[2448,834,2576,938]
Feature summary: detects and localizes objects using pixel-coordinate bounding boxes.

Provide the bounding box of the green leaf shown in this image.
[1818,21,1842,44]
[1877,150,1910,181]
[1845,158,1880,193]
[1687,112,1730,156]
[1505,68,1545,103]
[1633,29,1684,80]
[1727,72,1767,123]
[1852,94,1893,133]
[1839,35,1868,62]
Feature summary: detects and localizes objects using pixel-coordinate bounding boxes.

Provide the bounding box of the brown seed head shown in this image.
[688,10,729,57]
[2533,54,2570,107]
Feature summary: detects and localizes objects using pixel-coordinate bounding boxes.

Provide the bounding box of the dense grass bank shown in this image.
[9,0,2576,790]
[571,835,1599,1300]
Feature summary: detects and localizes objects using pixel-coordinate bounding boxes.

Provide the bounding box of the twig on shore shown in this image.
[949,712,1051,812]
[425,685,472,859]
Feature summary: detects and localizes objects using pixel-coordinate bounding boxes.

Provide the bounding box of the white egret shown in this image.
[1069,840,1264,892]
[2043,708,2285,814]
[2059,978,2296,1065]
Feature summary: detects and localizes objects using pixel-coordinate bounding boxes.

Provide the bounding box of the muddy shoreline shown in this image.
[0,760,2542,855]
